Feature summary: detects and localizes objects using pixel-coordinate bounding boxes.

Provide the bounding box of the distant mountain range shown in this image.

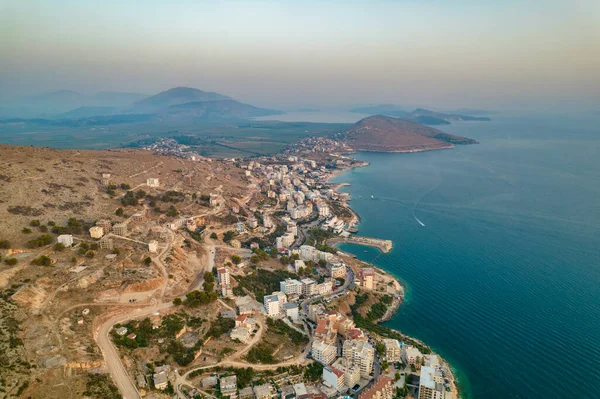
[350,105,491,125]
[337,115,477,153]
[0,87,283,123]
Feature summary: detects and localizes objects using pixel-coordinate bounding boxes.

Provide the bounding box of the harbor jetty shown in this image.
[328,235,393,253]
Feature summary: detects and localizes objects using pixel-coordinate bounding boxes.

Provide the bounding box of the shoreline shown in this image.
[326,156,462,399]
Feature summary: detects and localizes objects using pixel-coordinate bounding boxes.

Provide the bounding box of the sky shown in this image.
[1,0,599,111]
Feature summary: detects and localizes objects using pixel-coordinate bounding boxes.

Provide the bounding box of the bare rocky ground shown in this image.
[0,145,253,398]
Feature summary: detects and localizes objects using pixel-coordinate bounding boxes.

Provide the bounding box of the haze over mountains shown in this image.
[0,87,283,122]
[350,105,491,125]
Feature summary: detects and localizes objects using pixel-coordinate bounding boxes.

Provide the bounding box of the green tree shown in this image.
[231,255,241,265]
[54,242,66,251]
[115,207,124,217]
[143,257,152,265]
[31,255,52,266]
[210,232,218,239]
[22,227,32,234]
[173,298,182,306]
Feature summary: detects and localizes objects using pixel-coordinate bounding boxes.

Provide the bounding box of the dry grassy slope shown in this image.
[342,115,472,152]
[0,145,247,243]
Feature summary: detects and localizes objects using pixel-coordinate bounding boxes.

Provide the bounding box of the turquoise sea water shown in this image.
[333,115,600,398]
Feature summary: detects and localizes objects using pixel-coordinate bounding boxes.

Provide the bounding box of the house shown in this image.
[220,375,238,398]
[359,268,374,290]
[147,178,160,187]
[253,383,275,399]
[153,365,170,390]
[239,387,254,399]
[280,385,296,399]
[115,327,128,336]
[89,226,104,239]
[57,234,73,247]
[201,376,218,388]
[148,240,158,253]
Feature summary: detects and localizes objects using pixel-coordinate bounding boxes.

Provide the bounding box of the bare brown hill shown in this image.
[338,115,477,152]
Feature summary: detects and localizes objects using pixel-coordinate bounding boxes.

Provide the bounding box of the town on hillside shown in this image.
[0,143,456,399]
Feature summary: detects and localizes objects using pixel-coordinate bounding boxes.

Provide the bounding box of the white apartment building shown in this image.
[343,340,375,378]
[217,267,231,286]
[263,216,273,228]
[280,278,303,295]
[283,302,299,322]
[264,295,280,317]
[418,366,446,399]
[264,291,287,317]
[312,339,337,365]
[323,366,345,391]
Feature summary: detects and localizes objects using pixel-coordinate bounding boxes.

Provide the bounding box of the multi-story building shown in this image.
[89,226,104,239]
[264,291,287,317]
[283,302,299,322]
[96,219,112,234]
[315,281,332,295]
[112,223,128,236]
[359,268,374,290]
[218,267,232,297]
[220,375,238,398]
[323,366,345,391]
[99,237,114,250]
[263,215,274,228]
[332,358,360,389]
[328,261,346,279]
[301,278,317,296]
[343,340,375,378]
[403,345,423,365]
[358,376,394,399]
[280,278,303,295]
[247,217,258,229]
[382,339,402,363]
[311,339,337,365]
[418,367,446,399]
[264,295,280,317]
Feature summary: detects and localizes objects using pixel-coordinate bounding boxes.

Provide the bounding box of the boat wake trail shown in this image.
[413,214,426,227]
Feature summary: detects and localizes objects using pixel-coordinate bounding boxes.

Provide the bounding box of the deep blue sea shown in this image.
[332,115,600,398]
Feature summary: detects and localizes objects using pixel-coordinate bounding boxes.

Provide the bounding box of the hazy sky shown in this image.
[1,0,599,111]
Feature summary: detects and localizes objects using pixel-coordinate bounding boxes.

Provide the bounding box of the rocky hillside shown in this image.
[338,115,477,153]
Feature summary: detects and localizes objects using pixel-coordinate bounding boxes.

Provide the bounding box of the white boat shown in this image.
[370,195,374,199]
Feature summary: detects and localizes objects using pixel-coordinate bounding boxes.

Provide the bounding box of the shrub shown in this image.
[0,239,10,249]
[30,220,41,227]
[53,243,66,251]
[27,234,53,248]
[31,255,52,266]
[22,227,32,234]
[5,257,18,266]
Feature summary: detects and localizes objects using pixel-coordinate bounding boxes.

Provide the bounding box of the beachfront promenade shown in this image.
[329,235,393,253]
